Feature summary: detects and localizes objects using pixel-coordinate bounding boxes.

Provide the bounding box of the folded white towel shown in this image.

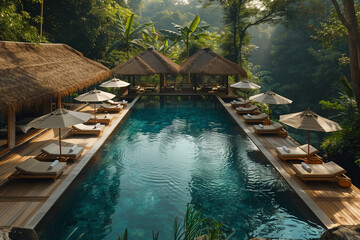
[122,100,127,103]
[69,145,78,153]
[258,124,264,128]
[283,146,290,153]
[105,114,110,119]
[94,123,101,129]
[48,160,59,170]
[247,114,252,118]
[301,162,312,173]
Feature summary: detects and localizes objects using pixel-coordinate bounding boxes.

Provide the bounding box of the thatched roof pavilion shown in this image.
[180,48,247,77]
[0,41,111,151]
[112,56,156,76]
[0,41,111,112]
[137,48,180,75]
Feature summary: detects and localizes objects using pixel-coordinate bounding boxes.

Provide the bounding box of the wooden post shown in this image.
[7,109,16,149]
[57,95,61,108]
[58,128,62,158]
[160,74,164,93]
[225,76,229,95]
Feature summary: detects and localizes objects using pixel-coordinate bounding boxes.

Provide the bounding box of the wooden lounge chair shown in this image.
[9,158,66,180]
[87,114,113,125]
[236,105,259,115]
[275,144,323,164]
[231,100,250,108]
[36,143,84,161]
[69,123,105,136]
[292,161,352,188]
[243,113,271,124]
[253,122,288,138]
[98,103,123,113]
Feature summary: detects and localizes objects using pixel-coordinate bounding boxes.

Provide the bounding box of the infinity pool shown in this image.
[40,96,324,240]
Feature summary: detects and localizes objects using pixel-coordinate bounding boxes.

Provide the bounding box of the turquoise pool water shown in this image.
[40,96,324,240]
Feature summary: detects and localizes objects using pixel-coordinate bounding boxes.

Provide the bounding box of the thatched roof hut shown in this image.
[137,48,180,75]
[180,48,247,78]
[0,41,111,112]
[112,56,156,76]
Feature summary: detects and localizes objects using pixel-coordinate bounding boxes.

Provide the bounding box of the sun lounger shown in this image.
[243,113,271,124]
[37,143,84,161]
[106,99,128,107]
[292,161,352,188]
[236,105,259,115]
[87,114,113,125]
[9,158,66,180]
[98,103,123,113]
[231,100,250,108]
[254,122,288,138]
[275,144,323,163]
[70,123,105,136]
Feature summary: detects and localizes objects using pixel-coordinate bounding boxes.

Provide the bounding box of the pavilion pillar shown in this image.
[57,95,61,108]
[7,109,16,149]
[192,74,197,92]
[224,76,229,95]
[160,74,165,93]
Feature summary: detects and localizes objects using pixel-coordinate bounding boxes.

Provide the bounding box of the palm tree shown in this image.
[158,14,211,59]
[107,13,153,59]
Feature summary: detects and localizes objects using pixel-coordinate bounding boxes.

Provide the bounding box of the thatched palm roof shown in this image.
[137,48,180,75]
[112,56,156,76]
[180,48,247,78]
[0,41,111,112]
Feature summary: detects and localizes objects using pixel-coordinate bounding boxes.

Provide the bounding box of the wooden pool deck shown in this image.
[0,96,140,229]
[217,96,360,229]
[0,94,360,232]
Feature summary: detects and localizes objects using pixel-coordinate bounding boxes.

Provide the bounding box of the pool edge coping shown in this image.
[24,95,141,230]
[216,96,335,229]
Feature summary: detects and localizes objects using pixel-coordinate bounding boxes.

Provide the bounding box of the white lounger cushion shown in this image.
[276,144,318,158]
[100,103,123,109]
[73,123,105,131]
[293,161,346,178]
[16,158,66,175]
[243,113,268,121]
[90,115,113,120]
[254,122,283,131]
[236,105,258,112]
[42,143,83,156]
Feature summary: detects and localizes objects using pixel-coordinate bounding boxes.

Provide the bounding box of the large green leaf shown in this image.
[340,76,354,98]
[130,22,154,38]
[106,39,128,55]
[189,14,200,33]
[125,14,134,38]
[116,13,126,36]
[158,29,181,40]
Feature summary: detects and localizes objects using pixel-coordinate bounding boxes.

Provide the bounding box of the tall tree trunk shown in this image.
[332,0,360,112]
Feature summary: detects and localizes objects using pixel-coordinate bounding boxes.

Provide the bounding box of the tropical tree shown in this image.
[158,14,211,59]
[107,13,153,59]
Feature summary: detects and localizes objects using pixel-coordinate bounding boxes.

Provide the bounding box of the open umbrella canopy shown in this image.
[28,108,91,129]
[230,80,261,89]
[74,89,115,102]
[100,78,130,88]
[250,90,292,105]
[280,109,342,132]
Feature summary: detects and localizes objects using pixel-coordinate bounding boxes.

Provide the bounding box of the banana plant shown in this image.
[141,26,177,55]
[158,14,211,59]
[107,13,153,59]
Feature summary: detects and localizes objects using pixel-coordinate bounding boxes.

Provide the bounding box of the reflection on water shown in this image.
[40,96,324,240]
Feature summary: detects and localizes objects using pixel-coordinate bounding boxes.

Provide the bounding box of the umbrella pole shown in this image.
[307,130,310,160]
[94,103,97,121]
[58,128,62,160]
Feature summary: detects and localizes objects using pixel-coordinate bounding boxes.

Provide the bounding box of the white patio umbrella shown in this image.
[100,77,130,88]
[230,80,261,89]
[250,90,292,116]
[28,108,91,158]
[230,80,261,99]
[74,89,115,121]
[280,108,342,159]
